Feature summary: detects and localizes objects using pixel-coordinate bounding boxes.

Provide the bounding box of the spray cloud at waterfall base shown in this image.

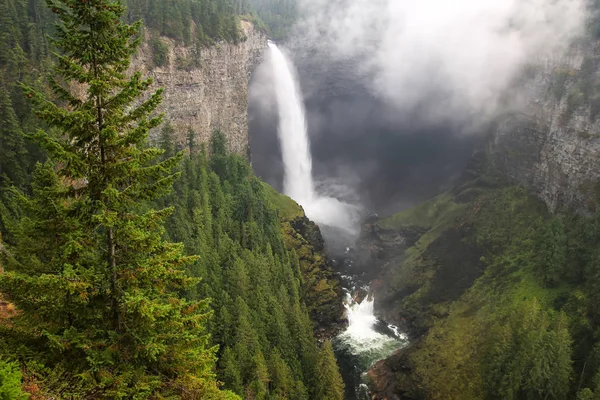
[267,42,361,235]
[266,42,407,399]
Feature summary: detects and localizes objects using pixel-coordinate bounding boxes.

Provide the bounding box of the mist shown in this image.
[249,0,588,221]
[294,0,587,122]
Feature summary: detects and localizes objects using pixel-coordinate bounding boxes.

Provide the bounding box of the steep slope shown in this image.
[488,40,600,213]
[158,133,346,399]
[365,154,600,399]
[136,20,268,156]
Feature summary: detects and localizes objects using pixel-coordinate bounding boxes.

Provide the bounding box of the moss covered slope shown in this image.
[264,184,347,337]
[368,162,600,400]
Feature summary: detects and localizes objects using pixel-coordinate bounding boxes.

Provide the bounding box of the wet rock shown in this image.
[368,348,420,400]
[488,42,600,214]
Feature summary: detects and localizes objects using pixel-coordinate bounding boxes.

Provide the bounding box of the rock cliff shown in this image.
[489,43,600,213]
[133,21,268,156]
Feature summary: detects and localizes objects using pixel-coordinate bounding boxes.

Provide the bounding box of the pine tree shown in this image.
[0,85,27,187]
[315,340,345,400]
[0,359,28,400]
[0,0,235,398]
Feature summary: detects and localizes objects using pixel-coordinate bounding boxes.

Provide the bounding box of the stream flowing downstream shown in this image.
[268,42,408,399]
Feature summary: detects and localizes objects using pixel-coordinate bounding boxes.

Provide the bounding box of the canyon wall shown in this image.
[133,21,268,156]
[489,42,600,213]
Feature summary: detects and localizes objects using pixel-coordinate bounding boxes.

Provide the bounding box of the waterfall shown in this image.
[268,42,315,204]
[335,290,408,400]
[267,43,407,399]
[268,42,359,233]
[338,292,406,363]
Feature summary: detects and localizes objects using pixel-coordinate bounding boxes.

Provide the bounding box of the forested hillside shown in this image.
[246,0,296,39]
[0,0,244,192]
[367,153,600,399]
[0,0,344,398]
[157,131,345,398]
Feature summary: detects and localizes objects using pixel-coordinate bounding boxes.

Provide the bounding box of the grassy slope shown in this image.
[373,181,579,399]
[262,183,304,220]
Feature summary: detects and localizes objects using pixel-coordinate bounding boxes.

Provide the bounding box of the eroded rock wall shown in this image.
[489,44,600,213]
[134,21,267,156]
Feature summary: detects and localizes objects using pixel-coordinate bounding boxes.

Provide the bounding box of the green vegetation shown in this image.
[0,0,343,398]
[0,0,231,397]
[378,171,600,399]
[126,0,243,45]
[263,183,304,220]
[0,0,247,196]
[0,360,28,400]
[156,132,345,398]
[246,0,296,39]
[150,37,169,67]
[377,192,466,230]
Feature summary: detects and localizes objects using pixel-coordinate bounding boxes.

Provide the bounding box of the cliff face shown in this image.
[133,21,268,156]
[489,44,600,213]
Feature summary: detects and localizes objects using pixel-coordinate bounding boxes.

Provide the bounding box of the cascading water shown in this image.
[334,284,408,399]
[268,42,315,204]
[340,293,405,360]
[268,42,407,399]
[268,42,359,234]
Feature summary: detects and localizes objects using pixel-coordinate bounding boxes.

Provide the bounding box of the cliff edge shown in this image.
[134,21,268,156]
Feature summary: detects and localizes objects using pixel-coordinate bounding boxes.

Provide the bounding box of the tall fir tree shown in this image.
[315,340,345,400]
[0,0,235,398]
[0,85,27,187]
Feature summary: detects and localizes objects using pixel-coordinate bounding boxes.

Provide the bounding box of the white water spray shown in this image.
[268,42,359,233]
[268,42,315,203]
[339,292,406,361]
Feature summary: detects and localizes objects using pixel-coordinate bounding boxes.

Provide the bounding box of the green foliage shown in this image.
[0,0,53,192]
[378,184,590,399]
[0,360,28,400]
[246,0,296,39]
[377,192,465,230]
[262,182,303,220]
[157,131,344,399]
[0,86,27,188]
[483,300,572,400]
[314,341,345,400]
[128,0,243,45]
[533,219,567,285]
[0,1,231,398]
[151,37,169,67]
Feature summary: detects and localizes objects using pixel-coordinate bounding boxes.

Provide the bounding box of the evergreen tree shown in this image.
[0,86,27,187]
[159,132,345,399]
[483,299,572,400]
[534,218,567,285]
[315,340,345,400]
[0,359,27,400]
[0,0,234,398]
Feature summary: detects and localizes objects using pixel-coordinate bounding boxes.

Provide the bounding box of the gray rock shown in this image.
[489,45,600,214]
[133,21,268,157]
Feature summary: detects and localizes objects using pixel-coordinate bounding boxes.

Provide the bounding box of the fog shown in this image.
[249,0,588,218]
[294,0,587,121]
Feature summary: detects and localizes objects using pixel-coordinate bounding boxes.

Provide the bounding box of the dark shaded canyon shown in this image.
[249,48,482,217]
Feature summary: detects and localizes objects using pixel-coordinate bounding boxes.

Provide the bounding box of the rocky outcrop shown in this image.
[263,185,347,338]
[133,21,268,156]
[489,43,600,213]
[368,349,419,400]
[281,213,348,339]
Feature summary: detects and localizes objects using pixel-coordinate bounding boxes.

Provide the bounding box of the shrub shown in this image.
[0,360,28,400]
